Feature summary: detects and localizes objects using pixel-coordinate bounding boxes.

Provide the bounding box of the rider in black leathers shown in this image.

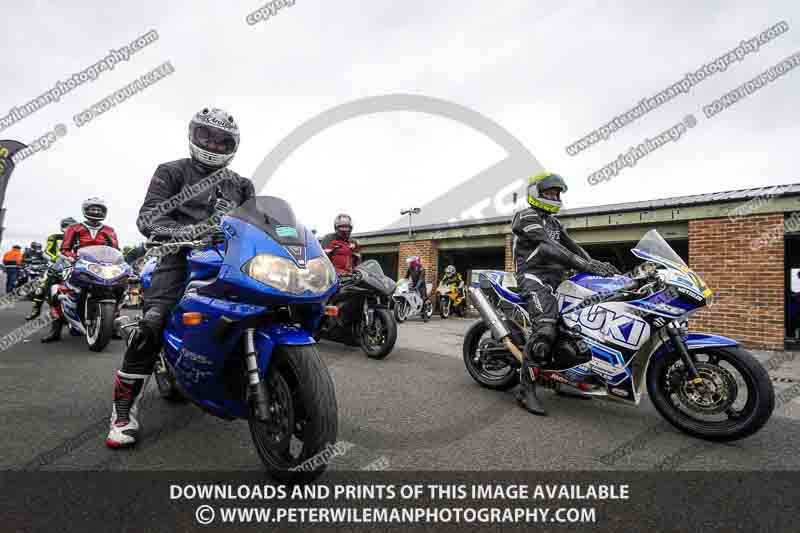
[512,173,618,416]
[27,218,77,320]
[105,107,255,448]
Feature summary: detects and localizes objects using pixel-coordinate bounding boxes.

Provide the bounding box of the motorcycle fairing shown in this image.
[652,332,739,361]
[192,217,336,306]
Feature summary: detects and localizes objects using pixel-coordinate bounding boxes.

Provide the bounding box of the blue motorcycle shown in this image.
[465,229,775,442]
[55,245,132,352]
[134,196,339,481]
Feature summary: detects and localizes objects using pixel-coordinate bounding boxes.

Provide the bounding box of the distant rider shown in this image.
[405,256,429,304]
[27,218,78,320]
[439,264,464,306]
[40,199,120,342]
[2,245,23,293]
[511,173,618,416]
[105,107,254,448]
[321,214,361,276]
[440,265,463,289]
[45,217,78,261]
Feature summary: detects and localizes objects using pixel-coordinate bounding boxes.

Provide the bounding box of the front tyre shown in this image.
[440,297,451,319]
[249,344,338,483]
[646,346,774,442]
[86,300,114,352]
[393,300,408,323]
[358,308,397,359]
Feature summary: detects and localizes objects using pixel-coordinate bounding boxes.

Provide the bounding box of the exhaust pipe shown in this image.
[468,287,524,364]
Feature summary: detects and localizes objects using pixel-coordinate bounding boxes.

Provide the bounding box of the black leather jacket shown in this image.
[511,206,591,287]
[137,158,255,239]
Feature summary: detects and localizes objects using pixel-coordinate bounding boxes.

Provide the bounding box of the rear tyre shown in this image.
[462,320,518,390]
[646,346,775,442]
[358,308,397,359]
[86,301,114,352]
[422,300,433,322]
[249,344,338,483]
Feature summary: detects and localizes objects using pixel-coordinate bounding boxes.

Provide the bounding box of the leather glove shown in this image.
[213,196,235,218]
[586,259,618,277]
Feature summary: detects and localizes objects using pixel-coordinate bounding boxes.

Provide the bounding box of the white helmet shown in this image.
[82,197,107,227]
[445,265,456,276]
[188,107,240,168]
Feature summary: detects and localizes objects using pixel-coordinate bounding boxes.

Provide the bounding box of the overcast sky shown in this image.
[1,0,798,246]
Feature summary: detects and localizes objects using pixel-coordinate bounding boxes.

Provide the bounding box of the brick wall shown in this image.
[398,240,438,284]
[689,214,784,350]
[504,235,515,272]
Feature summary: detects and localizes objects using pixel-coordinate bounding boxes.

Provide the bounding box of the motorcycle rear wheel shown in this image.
[249,344,338,483]
[646,346,775,442]
[422,300,433,322]
[462,321,519,390]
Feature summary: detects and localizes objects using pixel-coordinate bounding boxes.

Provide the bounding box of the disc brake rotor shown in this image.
[264,372,294,447]
[670,362,738,415]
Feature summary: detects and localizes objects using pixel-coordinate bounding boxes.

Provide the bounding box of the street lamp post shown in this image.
[400,208,421,239]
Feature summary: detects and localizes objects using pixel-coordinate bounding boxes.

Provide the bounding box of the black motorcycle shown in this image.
[316,260,398,359]
[18,259,50,299]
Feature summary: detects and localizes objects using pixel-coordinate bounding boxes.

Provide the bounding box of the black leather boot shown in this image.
[41,317,64,343]
[25,298,44,321]
[517,360,547,416]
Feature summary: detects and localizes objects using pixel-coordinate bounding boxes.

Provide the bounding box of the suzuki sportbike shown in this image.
[464,230,774,442]
[316,260,398,359]
[437,279,466,319]
[393,279,433,323]
[127,196,339,482]
[54,245,131,352]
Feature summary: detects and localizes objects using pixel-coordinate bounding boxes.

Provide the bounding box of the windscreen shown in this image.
[357,259,385,277]
[78,245,124,264]
[632,229,687,267]
[229,195,306,246]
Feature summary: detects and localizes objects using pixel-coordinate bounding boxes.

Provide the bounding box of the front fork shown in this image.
[665,321,702,383]
[244,328,271,422]
[362,299,375,329]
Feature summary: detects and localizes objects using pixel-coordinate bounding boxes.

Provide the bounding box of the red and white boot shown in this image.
[106,371,149,448]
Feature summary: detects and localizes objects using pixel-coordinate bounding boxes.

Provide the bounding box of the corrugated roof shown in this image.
[355,183,800,238]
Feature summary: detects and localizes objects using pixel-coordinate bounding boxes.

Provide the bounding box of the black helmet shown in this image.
[60,217,78,230]
[30,241,42,252]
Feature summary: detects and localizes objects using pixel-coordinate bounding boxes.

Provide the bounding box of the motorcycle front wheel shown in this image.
[357,308,397,359]
[393,300,408,323]
[249,344,338,483]
[440,297,451,319]
[646,346,775,442]
[86,300,115,352]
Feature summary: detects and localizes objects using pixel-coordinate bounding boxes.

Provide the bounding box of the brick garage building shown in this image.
[357,185,800,351]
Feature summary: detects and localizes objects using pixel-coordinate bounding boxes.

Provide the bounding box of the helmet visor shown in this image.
[84,205,106,220]
[191,124,237,155]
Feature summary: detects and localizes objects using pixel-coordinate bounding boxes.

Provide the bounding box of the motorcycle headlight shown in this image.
[245,254,336,295]
[89,264,125,279]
